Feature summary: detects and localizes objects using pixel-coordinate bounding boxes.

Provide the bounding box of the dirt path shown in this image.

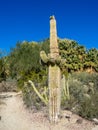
[0,92,97,130]
[0,92,49,130]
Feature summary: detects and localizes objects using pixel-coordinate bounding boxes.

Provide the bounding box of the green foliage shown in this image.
[0,51,11,91]
[39,38,50,54]
[8,39,49,79]
[61,72,98,120]
[6,40,49,109]
[58,39,98,73]
[0,56,9,82]
[9,41,41,78]
[78,93,98,119]
[1,38,98,83]
[22,80,48,109]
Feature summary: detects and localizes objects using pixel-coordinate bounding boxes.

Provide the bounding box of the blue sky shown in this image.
[0,0,98,52]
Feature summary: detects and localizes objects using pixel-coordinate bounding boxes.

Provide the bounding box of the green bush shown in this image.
[18,69,48,109]
[61,72,98,120]
[22,82,48,110]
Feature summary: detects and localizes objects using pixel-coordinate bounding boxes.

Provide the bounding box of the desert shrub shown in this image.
[22,82,48,110]
[77,90,98,119]
[18,69,48,109]
[61,72,98,120]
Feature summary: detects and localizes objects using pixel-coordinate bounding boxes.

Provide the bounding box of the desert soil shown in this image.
[0,92,98,130]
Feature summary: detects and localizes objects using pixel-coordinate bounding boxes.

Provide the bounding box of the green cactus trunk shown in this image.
[48,16,61,123]
[49,65,61,123]
[40,16,62,123]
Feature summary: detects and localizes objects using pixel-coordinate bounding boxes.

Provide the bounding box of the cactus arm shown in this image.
[28,80,48,105]
[40,51,49,63]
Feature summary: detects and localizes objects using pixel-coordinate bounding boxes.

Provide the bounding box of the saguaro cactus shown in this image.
[40,16,63,123]
[48,16,61,123]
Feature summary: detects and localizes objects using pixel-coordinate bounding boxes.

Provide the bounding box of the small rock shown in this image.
[65,115,71,121]
[58,114,63,119]
[76,118,83,124]
[92,118,98,125]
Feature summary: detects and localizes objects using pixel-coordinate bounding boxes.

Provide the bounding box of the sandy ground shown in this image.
[0,92,98,130]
